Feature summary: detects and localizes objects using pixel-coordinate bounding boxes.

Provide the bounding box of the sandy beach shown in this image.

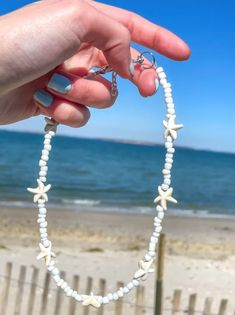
[0,206,235,314]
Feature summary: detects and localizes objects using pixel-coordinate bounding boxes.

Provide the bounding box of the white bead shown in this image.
[151,236,158,243]
[156,67,164,73]
[156,205,163,212]
[40,177,47,183]
[64,286,70,293]
[47,265,55,272]
[66,289,73,297]
[164,174,171,180]
[44,144,52,151]
[153,232,160,238]
[168,108,175,115]
[148,251,156,257]
[52,268,59,276]
[113,293,119,300]
[123,287,130,294]
[43,240,50,247]
[41,234,48,240]
[132,279,140,287]
[117,290,124,298]
[40,221,48,228]
[41,155,49,162]
[48,131,55,136]
[72,291,77,298]
[167,103,174,109]
[167,148,175,153]
[45,134,52,140]
[38,214,46,218]
[39,160,47,167]
[107,293,114,301]
[102,296,109,304]
[39,207,47,214]
[158,72,166,79]
[75,294,82,302]
[164,87,172,93]
[154,221,161,227]
[165,163,172,170]
[41,166,48,172]
[149,243,156,251]
[165,142,173,149]
[160,78,167,85]
[165,97,173,104]
[155,226,162,233]
[44,139,51,145]
[162,169,170,175]
[39,171,47,177]
[53,275,60,283]
[144,253,152,262]
[166,136,173,142]
[58,279,64,287]
[161,184,169,191]
[40,228,47,234]
[127,282,134,290]
[166,158,173,164]
[37,218,45,223]
[154,216,161,223]
[158,212,165,219]
[164,92,171,98]
[42,149,49,156]
[164,178,171,186]
[166,153,173,159]
[164,82,171,88]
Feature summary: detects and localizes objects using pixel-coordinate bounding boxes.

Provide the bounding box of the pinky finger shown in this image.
[33,89,90,128]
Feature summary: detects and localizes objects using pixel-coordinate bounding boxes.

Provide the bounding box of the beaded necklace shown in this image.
[27,52,183,308]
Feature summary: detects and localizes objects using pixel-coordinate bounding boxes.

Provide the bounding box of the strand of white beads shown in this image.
[27,65,183,308]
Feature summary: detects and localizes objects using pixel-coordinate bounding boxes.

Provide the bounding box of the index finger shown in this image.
[87,1,191,61]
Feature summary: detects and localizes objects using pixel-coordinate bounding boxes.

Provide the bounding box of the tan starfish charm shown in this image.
[37,242,56,266]
[134,259,154,281]
[81,292,101,308]
[154,186,177,210]
[27,179,51,203]
[163,116,183,140]
[44,117,59,133]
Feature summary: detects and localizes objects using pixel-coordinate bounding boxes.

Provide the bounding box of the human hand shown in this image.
[0,0,190,126]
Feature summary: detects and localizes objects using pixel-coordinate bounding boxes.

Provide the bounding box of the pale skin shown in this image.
[0,0,190,127]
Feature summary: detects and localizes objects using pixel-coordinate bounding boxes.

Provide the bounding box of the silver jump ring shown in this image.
[134,51,156,69]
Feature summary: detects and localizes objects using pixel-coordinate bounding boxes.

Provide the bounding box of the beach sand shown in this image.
[0,206,235,314]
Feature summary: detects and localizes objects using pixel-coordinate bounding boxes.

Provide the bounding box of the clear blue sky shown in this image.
[1,0,234,153]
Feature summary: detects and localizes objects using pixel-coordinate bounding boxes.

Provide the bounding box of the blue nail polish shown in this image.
[129,59,135,76]
[34,89,53,107]
[48,73,72,94]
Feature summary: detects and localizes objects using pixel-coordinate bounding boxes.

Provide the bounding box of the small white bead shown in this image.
[102,296,109,304]
[151,236,158,243]
[40,228,47,234]
[132,279,140,287]
[149,243,156,251]
[165,97,173,104]
[47,265,55,272]
[37,218,45,223]
[167,103,174,109]
[161,184,169,191]
[39,171,47,177]
[160,78,167,85]
[113,293,119,300]
[63,284,69,291]
[66,289,73,297]
[166,136,173,142]
[41,234,48,240]
[164,174,171,180]
[58,279,64,287]
[44,144,52,151]
[156,205,163,212]
[153,232,160,238]
[165,163,172,170]
[144,253,152,262]
[38,214,46,218]
[44,139,51,145]
[164,92,171,98]
[127,282,134,290]
[162,169,170,175]
[166,158,173,164]
[168,148,175,154]
[42,149,49,156]
[158,212,165,219]
[164,87,172,93]
[164,178,171,186]
[53,275,60,283]
[148,251,156,257]
[39,160,47,167]
[154,216,161,223]
[72,291,78,299]
[41,166,48,172]
[75,294,82,302]
[164,82,171,88]
[107,293,114,300]
[123,287,129,294]
[41,155,49,162]
[158,72,166,79]
[156,67,164,73]
[166,153,173,159]
[39,177,47,183]
[165,142,173,149]
[117,290,124,298]
[43,239,50,247]
[155,226,162,233]
[40,221,48,228]
[39,207,47,214]
[52,268,59,276]
[168,108,175,115]
[45,134,52,139]
[48,131,55,136]
[154,221,161,227]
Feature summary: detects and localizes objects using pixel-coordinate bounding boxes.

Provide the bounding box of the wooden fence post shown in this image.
[135,285,145,315]
[172,289,182,315]
[218,299,228,315]
[115,281,124,315]
[0,262,12,315]
[97,278,106,315]
[154,233,165,315]
[27,267,39,315]
[14,265,27,315]
[39,271,51,315]
[53,271,66,315]
[188,294,197,315]
[83,277,93,315]
[203,297,213,315]
[69,275,80,315]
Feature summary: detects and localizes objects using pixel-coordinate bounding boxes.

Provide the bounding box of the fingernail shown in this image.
[155,78,160,93]
[129,59,135,76]
[48,73,72,94]
[34,89,53,107]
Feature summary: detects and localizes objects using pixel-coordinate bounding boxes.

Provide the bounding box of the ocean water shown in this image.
[0,130,235,217]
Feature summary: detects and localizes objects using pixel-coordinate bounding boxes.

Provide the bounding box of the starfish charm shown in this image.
[134,259,154,281]
[81,292,101,308]
[27,179,51,203]
[154,186,177,210]
[163,116,183,140]
[37,242,56,266]
[44,117,59,133]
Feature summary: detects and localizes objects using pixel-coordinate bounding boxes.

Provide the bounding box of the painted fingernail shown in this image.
[155,78,160,93]
[34,89,53,107]
[129,59,135,76]
[48,73,72,94]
